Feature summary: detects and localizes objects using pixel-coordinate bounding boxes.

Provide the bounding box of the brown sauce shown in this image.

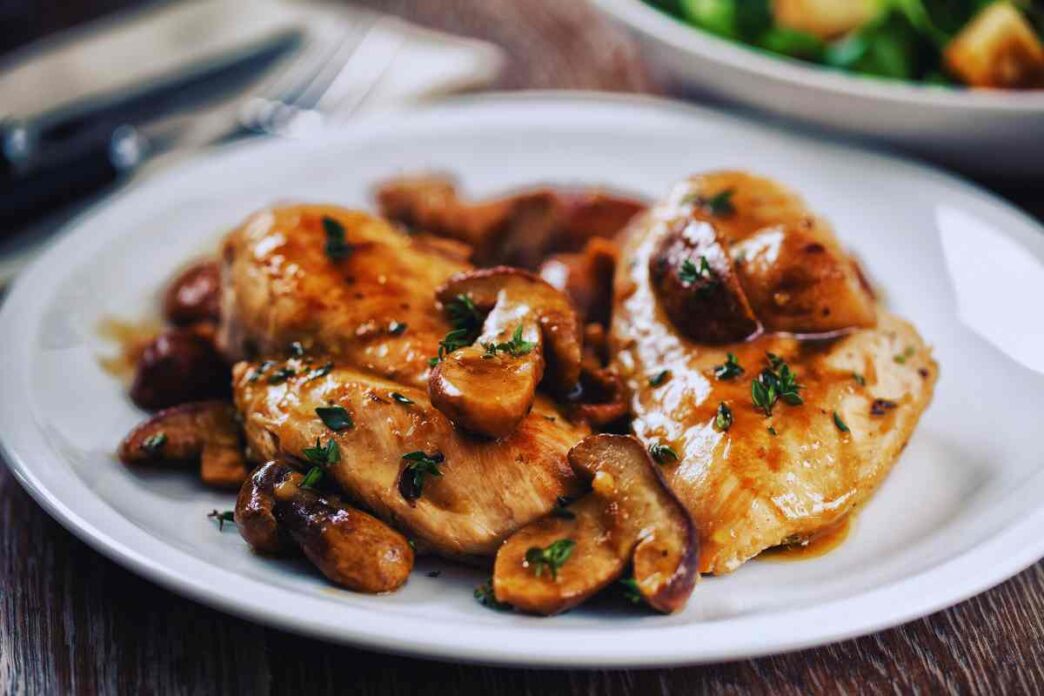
[97,317,162,380]
[759,514,854,562]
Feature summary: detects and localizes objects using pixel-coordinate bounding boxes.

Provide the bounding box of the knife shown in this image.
[1,29,300,224]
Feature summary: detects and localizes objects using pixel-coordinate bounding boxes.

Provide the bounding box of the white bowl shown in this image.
[593,0,1044,177]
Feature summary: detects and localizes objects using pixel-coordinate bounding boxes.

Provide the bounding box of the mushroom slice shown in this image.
[648,216,760,344]
[263,463,413,592]
[493,496,625,615]
[539,237,618,326]
[118,401,248,489]
[429,267,582,438]
[492,435,699,615]
[234,461,295,555]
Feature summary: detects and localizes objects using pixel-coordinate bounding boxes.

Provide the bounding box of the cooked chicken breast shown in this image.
[218,204,470,388]
[612,173,937,574]
[233,358,587,558]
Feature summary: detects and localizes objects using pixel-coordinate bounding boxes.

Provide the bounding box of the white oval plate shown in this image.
[2,93,1043,668]
[592,0,1044,177]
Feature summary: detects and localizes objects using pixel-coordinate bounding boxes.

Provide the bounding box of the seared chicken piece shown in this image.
[218,204,469,388]
[233,358,587,558]
[675,172,877,335]
[612,173,936,574]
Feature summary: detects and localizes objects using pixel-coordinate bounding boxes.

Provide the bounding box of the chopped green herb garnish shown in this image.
[432,327,478,365]
[247,360,276,383]
[679,255,715,285]
[619,576,643,605]
[474,578,511,611]
[322,216,352,260]
[833,411,850,434]
[751,353,803,416]
[714,352,744,380]
[207,509,235,531]
[853,372,866,386]
[267,365,295,384]
[399,450,444,501]
[482,324,535,358]
[315,405,353,432]
[391,392,414,406]
[648,369,671,387]
[524,539,576,580]
[141,432,167,456]
[893,346,915,364]
[388,321,408,336]
[302,437,340,467]
[446,293,483,332]
[696,188,735,217]
[714,402,733,432]
[649,442,679,464]
[305,362,333,382]
[768,426,778,436]
[299,466,324,490]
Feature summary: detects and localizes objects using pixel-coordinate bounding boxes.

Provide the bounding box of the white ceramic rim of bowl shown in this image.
[593,0,1044,113]
[1,91,1043,668]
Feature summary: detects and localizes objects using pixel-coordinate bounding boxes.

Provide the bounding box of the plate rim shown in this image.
[2,91,1043,668]
[592,0,1044,113]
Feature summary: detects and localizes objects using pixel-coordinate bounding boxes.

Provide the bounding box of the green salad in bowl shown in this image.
[643,0,1044,88]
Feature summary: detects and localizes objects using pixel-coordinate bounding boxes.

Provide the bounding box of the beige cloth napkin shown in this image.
[0,0,504,284]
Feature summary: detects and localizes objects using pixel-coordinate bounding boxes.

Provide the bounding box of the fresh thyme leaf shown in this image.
[649,442,679,464]
[388,321,408,336]
[524,539,576,580]
[267,365,295,384]
[399,450,444,501]
[446,293,482,332]
[619,576,643,605]
[852,372,866,386]
[474,578,511,611]
[648,369,671,387]
[483,324,535,358]
[714,402,733,432]
[833,411,851,434]
[300,466,324,490]
[714,352,744,380]
[391,392,414,406]
[698,188,736,217]
[679,255,715,285]
[207,509,235,531]
[893,346,915,364]
[767,426,778,436]
[302,437,340,467]
[315,405,353,431]
[432,327,478,364]
[322,216,352,260]
[751,353,802,415]
[141,432,167,456]
[305,362,333,382]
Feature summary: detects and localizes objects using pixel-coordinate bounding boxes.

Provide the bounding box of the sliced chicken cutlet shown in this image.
[234,358,587,558]
[611,172,936,574]
[218,204,470,388]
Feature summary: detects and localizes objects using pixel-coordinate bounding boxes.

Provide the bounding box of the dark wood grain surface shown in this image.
[2,1,1043,693]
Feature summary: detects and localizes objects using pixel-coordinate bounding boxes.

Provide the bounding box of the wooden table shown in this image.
[2,1,1043,692]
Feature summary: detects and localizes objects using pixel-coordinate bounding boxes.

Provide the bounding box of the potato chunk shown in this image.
[945,3,1044,89]
[773,0,876,40]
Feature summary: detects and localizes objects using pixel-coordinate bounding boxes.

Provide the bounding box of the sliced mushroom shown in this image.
[235,461,295,554]
[118,401,248,489]
[649,217,760,344]
[428,267,582,438]
[492,434,698,615]
[129,327,231,411]
[236,460,414,593]
[163,260,221,326]
[565,360,630,428]
[539,237,618,326]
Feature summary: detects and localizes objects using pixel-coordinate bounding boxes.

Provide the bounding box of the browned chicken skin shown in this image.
[612,172,936,574]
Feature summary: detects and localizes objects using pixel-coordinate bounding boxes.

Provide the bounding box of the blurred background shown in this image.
[1,0,1041,284]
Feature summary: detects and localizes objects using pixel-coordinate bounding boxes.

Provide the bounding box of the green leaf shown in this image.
[315,405,353,431]
[322,216,352,261]
[302,437,340,467]
[714,401,733,432]
[833,411,851,434]
[141,432,167,456]
[648,369,672,387]
[714,352,744,380]
[300,466,324,489]
[525,539,576,580]
[649,442,679,464]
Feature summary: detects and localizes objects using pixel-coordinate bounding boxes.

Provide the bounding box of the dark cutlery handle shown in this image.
[1,120,148,225]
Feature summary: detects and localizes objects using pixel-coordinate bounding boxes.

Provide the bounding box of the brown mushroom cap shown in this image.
[491,434,699,615]
[649,217,760,344]
[429,267,583,438]
[118,401,248,489]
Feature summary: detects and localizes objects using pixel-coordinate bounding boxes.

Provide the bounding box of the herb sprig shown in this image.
[316,405,353,431]
[207,509,235,530]
[322,216,352,260]
[649,442,679,464]
[524,539,576,580]
[751,353,803,416]
[399,450,444,501]
[714,352,744,380]
[482,324,536,358]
